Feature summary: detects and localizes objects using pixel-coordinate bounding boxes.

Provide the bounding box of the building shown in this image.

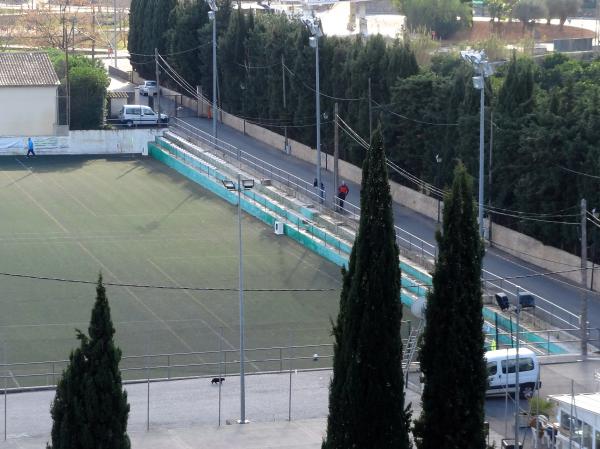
[0,52,60,136]
[549,392,600,449]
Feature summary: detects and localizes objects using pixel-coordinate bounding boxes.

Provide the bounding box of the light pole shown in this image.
[207,0,218,143]
[460,50,493,240]
[304,17,323,200]
[222,174,255,424]
[435,154,442,223]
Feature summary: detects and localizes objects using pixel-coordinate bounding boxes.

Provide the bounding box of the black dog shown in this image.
[211,377,225,385]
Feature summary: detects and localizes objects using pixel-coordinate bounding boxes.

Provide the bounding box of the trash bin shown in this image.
[495,292,509,311]
[501,438,522,449]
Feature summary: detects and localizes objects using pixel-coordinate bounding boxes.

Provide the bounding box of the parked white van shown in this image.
[485,348,541,398]
[118,105,168,127]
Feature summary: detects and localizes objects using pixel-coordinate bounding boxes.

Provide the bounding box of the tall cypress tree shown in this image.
[84,275,131,449]
[322,128,410,449]
[47,275,130,449]
[413,163,486,449]
[48,333,90,449]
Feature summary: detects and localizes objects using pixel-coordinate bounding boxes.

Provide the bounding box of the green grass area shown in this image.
[0,155,347,385]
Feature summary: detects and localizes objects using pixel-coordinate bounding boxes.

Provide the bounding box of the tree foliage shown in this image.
[413,163,486,449]
[48,275,130,449]
[402,0,472,38]
[512,0,548,29]
[127,3,600,260]
[46,49,109,130]
[322,129,410,449]
[545,0,582,28]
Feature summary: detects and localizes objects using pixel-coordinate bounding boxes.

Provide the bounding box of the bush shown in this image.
[403,0,472,39]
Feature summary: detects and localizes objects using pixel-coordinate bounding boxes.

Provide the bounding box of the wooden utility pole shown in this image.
[581,198,588,358]
[282,54,288,153]
[155,48,161,117]
[333,102,339,204]
[368,77,372,143]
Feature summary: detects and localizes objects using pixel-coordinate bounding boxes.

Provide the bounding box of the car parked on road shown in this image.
[139,80,157,96]
[119,105,168,127]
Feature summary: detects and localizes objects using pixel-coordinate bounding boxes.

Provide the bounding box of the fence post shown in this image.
[3,340,6,441]
[279,348,283,373]
[167,355,170,380]
[218,327,223,427]
[288,332,294,421]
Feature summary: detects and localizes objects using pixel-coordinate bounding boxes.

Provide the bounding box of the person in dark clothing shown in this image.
[337,181,349,210]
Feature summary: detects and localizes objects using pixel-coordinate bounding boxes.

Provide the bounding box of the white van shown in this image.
[485,348,541,398]
[118,105,168,127]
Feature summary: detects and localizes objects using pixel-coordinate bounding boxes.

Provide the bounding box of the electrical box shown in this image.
[274,221,284,235]
[495,293,509,311]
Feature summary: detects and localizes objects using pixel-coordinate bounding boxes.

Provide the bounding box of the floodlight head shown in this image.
[206,0,218,11]
[222,180,236,190]
[241,179,255,189]
[302,17,323,38]
[309,36,317,48]
[208,10,215,21]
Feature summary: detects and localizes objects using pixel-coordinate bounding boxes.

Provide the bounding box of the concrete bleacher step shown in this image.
[155,134,357,259]
[155,132,432,305]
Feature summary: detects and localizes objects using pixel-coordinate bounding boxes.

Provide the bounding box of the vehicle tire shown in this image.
[126,120,133,128]
[520,384,534,399]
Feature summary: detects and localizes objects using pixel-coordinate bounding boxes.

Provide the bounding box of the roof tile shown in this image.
[0,52,60,87]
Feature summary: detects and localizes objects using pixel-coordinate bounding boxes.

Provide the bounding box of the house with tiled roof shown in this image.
[0,52,60,136]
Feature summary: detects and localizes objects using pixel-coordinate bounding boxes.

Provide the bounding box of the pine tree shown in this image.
[83,274,131,449]
[322,128,410,449]
[413,163,486,449]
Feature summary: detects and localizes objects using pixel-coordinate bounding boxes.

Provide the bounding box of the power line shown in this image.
[246,119,333,129]
[0,271,338,292]
[235,61,280,70]
[372,99,459,127]
[558,165,600,180]
[484,204,579,218]
[283,63,365,102]
[486,209,580,225]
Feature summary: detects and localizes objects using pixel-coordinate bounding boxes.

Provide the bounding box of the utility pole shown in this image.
[333,102,339,204]
[155,48,161,118]
[282,54,288,154]
[113,0,117,67]
[581,198,589,358]
[91,2,95,61]
[368,77,372,143]
[488,109,494,246]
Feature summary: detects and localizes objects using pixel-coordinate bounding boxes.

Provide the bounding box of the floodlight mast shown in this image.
[206,0,218,144]
[304,17,323,203]
[460,50,493,241]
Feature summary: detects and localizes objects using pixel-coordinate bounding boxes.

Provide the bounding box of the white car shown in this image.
[119,105,168,127]
[139,80,157,96]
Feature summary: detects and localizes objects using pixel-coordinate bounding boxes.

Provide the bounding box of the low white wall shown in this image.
[490,222,595,290]
[0,129,161,156]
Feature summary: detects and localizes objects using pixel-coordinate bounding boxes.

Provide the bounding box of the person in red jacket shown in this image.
[337,181,349,210]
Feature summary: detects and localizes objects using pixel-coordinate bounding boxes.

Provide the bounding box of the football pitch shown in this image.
[0,155,345,385]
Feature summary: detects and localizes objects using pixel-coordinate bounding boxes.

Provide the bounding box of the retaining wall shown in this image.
[0,129,161,155]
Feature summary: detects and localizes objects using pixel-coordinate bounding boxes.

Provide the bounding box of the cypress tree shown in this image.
[413,163,486,449]
[84,274,131,449]
[47,275,130,449]
[47,333,90,449]
[322,128,410,449]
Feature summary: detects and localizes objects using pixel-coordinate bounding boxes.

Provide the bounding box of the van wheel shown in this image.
[126,120,133,128]
[520,384,534,399]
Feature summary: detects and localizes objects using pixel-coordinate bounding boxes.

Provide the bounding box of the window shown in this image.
[143,108,154,116]
[501,357,534,374]
[487,362,497,376]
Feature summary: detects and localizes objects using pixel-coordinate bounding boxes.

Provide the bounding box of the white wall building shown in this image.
[0,52,60,137]
[549,392,600,449]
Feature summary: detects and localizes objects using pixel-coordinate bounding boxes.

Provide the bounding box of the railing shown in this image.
[167,118,579,334]
[484,327,600,355]
[170,118,437,263]
[482,270,581,330]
